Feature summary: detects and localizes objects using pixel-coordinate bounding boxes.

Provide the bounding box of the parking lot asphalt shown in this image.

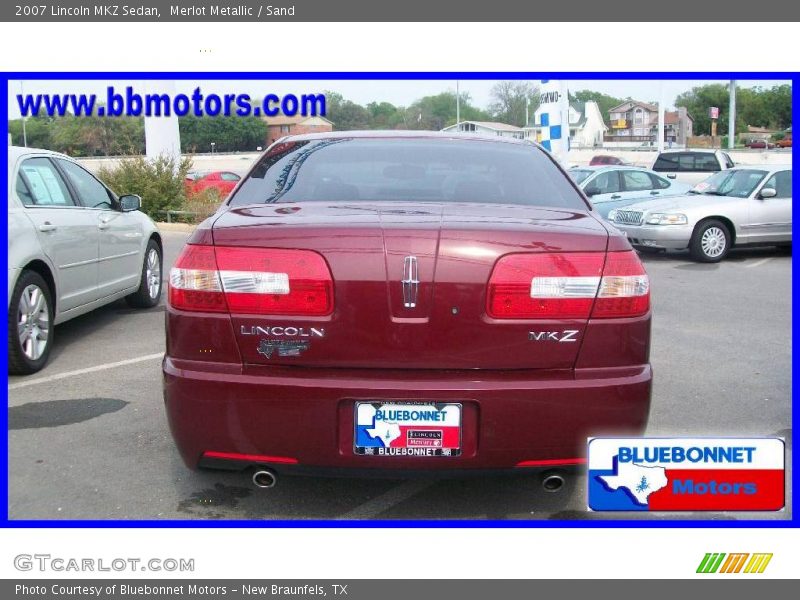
[8,230,792,521]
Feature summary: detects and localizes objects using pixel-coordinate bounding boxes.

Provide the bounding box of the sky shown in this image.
[7,78,791,119]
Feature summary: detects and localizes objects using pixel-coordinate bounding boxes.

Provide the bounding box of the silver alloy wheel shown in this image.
[701,226,727,258]
[17,284,49,361]
[146,248,161,299]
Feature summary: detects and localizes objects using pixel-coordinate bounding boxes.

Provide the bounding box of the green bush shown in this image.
[184,187,224,223]
[97,154,193,219]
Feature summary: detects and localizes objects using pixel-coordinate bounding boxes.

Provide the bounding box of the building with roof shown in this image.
[605,101,693,147]
[262,115,334,144]
[440,120,525,139]
[663,107,693,146]
[524,101,607,148]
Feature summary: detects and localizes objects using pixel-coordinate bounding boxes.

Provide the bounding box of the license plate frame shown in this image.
[353,401,462,457]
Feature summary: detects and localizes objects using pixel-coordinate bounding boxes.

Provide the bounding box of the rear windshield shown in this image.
[229,138,587,210]
[654,152,720,173]
[569,169,593,185]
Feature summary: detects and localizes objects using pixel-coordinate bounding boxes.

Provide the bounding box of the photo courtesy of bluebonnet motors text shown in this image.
[0,0,797,589]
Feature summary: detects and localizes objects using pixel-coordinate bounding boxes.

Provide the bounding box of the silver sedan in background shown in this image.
[8,146,163,374]
[609,165,792,262]
[569,165,691,219]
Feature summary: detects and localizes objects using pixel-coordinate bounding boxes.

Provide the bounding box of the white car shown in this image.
[652,149,736,185]
[8,146,163,374]
[569,165,691,219]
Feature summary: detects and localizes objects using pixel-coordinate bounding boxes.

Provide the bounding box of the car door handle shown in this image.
[38,222,57,232]
[650,191,660,195]
[610,195,622,200]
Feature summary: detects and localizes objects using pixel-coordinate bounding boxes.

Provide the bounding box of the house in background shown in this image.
[524,101,608,148]
[441,121,524,139]
[663,107,693,146]
[262,115,334,144]
[605,100,693,147]
[606,100,658,145]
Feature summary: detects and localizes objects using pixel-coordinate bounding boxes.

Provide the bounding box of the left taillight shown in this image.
[168,244,334,315]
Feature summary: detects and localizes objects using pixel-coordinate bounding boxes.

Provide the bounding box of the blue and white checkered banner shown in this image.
[538,80,570,163]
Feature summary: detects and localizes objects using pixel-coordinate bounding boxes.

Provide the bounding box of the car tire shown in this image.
[689,219,731,263]
[125,239,163,308]
[8,270,54,375]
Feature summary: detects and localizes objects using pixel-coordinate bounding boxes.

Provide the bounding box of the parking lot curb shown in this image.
[157,222,196,233]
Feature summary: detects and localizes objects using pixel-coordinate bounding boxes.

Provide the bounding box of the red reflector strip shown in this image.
[515,458,587,467]
[202,451,299,464]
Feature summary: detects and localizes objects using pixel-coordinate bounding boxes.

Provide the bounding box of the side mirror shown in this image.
[759,188,777,199]
[584,186,601,197]
[119,194,142,212]
[666,173,677,180]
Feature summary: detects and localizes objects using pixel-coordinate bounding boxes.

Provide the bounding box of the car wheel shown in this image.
[125,239,163,308]
[690,219,731,263]
[8,270,54,375]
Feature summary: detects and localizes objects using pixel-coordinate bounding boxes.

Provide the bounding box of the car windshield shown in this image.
[229,138,587,210]
[690,169,768,198]
[569,169,593,185]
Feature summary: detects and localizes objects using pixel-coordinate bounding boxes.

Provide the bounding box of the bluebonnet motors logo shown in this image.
[588,438,784,511]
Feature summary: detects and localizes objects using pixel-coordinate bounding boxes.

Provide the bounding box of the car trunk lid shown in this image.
[211,201,610,369]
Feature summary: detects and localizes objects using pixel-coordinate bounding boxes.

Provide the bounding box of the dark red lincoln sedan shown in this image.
[164,131,652,488]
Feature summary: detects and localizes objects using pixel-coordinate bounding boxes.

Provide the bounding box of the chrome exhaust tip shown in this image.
[252,469,277,489]
[541,472,566,493]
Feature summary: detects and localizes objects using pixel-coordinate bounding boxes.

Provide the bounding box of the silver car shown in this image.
[8,146,163,374]
[569,165,691,219]
[609,165,792,262]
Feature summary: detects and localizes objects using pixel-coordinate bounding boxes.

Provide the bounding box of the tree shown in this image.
[570,90,627,126]
[403,91,490,130]
[8,115,54,149]
[671,83,791,138]
[675,84,734,136]
[366,101,404,129]
[488,81,539,127]
[324,91,371,131]
[179,114,266,153]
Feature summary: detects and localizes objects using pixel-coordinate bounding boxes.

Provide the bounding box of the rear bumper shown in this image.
[163,358,652,474]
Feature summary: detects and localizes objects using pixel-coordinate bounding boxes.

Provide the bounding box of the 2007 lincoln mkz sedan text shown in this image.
[163,132,652,487]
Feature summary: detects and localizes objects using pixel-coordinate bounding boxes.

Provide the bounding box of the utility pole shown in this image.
[657,81,665,153]
[456,80,460,127]
[525,96,529,128]
[728,80,737,150]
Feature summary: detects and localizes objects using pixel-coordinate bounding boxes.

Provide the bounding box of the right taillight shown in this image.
[169,244,334,315]
[591,251,650,318]
[486,250,649,319]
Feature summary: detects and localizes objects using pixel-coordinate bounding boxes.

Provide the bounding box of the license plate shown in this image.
[354,402,462,457]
